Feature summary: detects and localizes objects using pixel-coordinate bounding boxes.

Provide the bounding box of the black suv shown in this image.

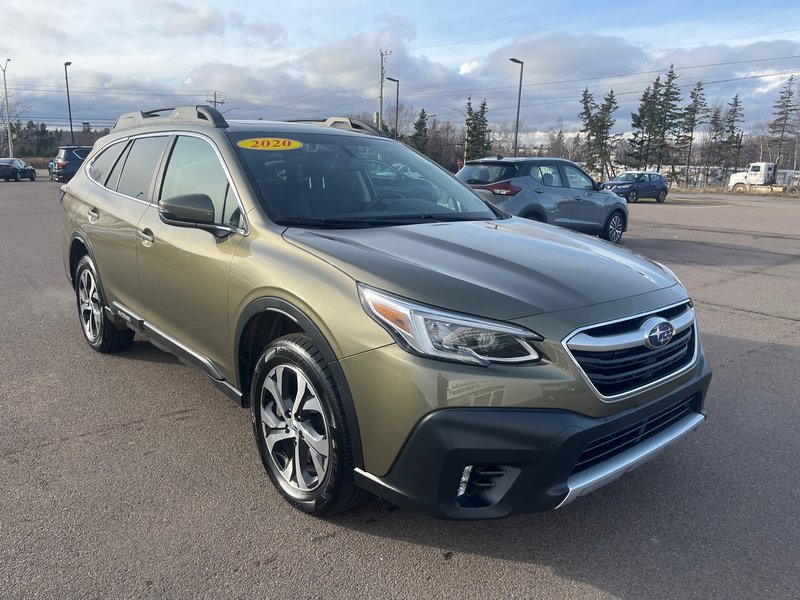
[604,171,669,203]
[456,157,628,243]
[51,146,93,182]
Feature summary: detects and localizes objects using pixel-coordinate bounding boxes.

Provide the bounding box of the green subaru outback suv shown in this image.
[60,106,711,519]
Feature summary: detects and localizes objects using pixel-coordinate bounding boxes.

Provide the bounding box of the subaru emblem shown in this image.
[644,319,674,349]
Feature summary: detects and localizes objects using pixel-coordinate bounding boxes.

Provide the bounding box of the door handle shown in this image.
[137,228,155,245]
[87,207,100,222]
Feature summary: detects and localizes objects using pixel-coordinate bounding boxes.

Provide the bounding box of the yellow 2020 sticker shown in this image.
[237,137,303,151]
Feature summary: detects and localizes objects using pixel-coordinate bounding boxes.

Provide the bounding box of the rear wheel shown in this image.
[74,255,134,353]
[522,212,545,223]
[626,189,638,203]
[251,334,367,516]
[602,211,625,244]
[656,189,667,203]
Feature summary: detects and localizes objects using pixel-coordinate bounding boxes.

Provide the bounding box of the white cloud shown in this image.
[459,61,480,75]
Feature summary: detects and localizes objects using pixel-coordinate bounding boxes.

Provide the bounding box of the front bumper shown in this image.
[354,352,711,519]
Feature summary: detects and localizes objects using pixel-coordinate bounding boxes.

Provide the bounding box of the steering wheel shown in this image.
[366,191,405,211]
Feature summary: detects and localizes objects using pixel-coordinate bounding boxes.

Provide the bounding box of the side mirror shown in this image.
[596,182,605,190]
[159,194,215,225]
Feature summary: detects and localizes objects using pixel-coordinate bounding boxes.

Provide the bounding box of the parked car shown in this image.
[456,157,628,243]
[604,171,669,203]
[51,145,93,182]
[0,158,36,181]
[61,106,710,519]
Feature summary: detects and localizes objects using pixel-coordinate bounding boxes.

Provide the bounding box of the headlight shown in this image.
[358,284,542,366]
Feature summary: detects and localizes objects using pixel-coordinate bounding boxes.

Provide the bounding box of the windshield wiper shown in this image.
[272,216,377,229]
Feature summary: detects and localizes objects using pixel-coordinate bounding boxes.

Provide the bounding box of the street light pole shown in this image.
[386,77,399,139]
[510,58,524,157]
[64,61,75,145]
[1,59,13,157]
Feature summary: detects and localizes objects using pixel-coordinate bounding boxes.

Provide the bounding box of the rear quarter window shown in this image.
[89,141,127,186]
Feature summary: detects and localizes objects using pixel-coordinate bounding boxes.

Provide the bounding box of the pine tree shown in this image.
[680,81,709,187]
[410,109,429,153]
[768,75,797,170]
[654,66,682,171]
[629,85,653,169]
[723,94,745,173]
[465,98,491,160]
[579,88,618,178]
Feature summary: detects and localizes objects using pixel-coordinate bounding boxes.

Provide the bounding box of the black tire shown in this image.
[13,171,21,182]
[626,189,638,203]
[732,183,746,194]
[29,171,36,182]
[656,189,667,203]
[602,211,625,244]
[522,212,545,223]
[74,255,135,353]
[251,334,368,516]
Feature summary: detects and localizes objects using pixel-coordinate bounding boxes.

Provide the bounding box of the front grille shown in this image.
[566,303,696,398]
[571,394,701,475]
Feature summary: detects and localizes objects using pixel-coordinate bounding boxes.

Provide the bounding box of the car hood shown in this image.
[606,179,633,186]
[283,219,678,320]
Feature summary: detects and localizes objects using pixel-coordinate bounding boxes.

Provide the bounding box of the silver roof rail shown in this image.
[288,117,388,137]
[112,105,228,132]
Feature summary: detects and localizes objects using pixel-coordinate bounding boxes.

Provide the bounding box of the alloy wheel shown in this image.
[607,214,624,243]
[78,268,102,342]
[259,364,330,493]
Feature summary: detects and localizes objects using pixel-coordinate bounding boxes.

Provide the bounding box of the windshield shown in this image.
[229,130,498,228]
[615,172,639,182]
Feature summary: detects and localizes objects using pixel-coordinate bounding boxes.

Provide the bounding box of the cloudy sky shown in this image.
[2,0,799,137]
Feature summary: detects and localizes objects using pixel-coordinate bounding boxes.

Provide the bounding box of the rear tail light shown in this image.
[485,182,521,196]
[55,160,69,168]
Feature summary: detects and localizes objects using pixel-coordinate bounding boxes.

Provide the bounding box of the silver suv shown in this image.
[457,157,628,243]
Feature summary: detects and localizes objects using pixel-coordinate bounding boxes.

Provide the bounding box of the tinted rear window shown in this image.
[457,163,518,184]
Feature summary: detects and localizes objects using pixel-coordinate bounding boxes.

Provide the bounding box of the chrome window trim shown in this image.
[561,300,698,403]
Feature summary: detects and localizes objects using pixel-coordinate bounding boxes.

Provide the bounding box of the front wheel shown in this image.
[626,189,638,203]
[13,171,21,182]
[732,183,746,194]
[251,334,367,516]
[656,189,667,203]
[74,255,134,353]
[29,171,36,182]
[602,211,625,244]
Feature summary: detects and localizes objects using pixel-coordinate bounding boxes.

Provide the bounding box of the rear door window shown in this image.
[532,164,563,187]
[115,136,169,201]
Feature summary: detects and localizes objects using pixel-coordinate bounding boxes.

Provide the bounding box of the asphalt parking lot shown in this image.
[2,177,799,599]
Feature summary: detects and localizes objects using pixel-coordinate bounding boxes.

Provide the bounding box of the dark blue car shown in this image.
[604,171,668,203]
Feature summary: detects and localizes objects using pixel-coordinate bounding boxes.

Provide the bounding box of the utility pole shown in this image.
[206,91,225,109]
[378,49,391,131]
[1,59,12,157]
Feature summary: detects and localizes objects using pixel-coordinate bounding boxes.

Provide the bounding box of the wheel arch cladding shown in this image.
[235,297,364,469]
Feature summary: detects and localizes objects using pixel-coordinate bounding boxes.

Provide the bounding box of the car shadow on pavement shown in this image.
[115,337,181,365]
